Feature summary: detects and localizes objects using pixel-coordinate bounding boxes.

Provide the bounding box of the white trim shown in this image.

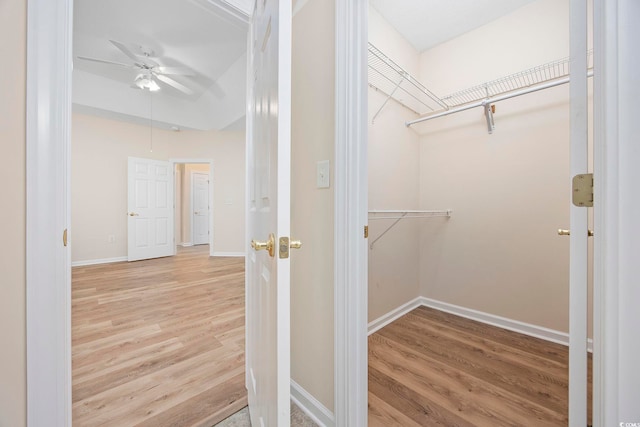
[369,298,594,352]
[334,1,369,426]
[212,251,246,257]
[419,297,594,352]
[181,242,194,247]
[367,297,424,336]
[593,0,640,424]
[290,380,335,427]
[26,0,73,425]
[592,1,616,423]
[71,257,127,267]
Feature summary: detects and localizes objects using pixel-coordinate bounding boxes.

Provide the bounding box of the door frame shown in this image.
[169,158,214,256]
[24,0,640,425]
[334,0,638,425]
[334,1,369,426]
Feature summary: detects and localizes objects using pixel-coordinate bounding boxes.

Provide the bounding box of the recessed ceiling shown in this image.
[73,0,250,131]
[369,0,537,52]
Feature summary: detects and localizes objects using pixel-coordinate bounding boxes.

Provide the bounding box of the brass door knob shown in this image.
[557,229,594,236]
[251,233,275,257]
[290,239,302,249]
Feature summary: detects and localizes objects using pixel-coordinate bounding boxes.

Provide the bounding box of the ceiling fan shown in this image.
[76,40,196,95]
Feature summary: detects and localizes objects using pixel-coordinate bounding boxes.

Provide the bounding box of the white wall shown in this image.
[367,6,422,321]
[416,0,577,333]
[71,113,245,263]
[0,0,26,425]
[290,0,335,411]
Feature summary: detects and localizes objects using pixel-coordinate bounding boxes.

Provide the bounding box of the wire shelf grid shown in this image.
[441,50,594,107]
[368,43,448,117]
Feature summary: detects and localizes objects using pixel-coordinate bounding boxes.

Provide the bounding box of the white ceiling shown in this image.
[73,0,250,131]
[369,0,536,52]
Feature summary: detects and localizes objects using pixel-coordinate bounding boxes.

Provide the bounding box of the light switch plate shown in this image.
[317,160,330,188]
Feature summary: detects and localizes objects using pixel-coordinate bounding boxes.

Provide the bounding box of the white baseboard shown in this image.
[181,242,193,247]
[368,297,424,336]
[71,256,127,267]
[212,252,246,257]
[369,296,593,352]
[290,380,334,427]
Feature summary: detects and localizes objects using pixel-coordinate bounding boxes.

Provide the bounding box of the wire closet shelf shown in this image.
[368,210,452,249]
[367,42,593,130]
[368,43,447,123]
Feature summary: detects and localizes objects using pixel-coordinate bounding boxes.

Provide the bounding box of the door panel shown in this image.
[246,0,292,425]
[127,157,174,261]
[192,172,210,245]
[568,0,590,424]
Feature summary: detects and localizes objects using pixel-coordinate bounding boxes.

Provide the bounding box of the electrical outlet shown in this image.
[317,160,330,188]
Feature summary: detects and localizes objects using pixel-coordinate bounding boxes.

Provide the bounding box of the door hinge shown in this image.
[572,173,593,207]
[364,225,369,239]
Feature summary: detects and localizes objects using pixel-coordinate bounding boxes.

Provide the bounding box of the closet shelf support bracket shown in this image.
[369,213,407,249]
[483,102,495,134]
[372,74,406,124]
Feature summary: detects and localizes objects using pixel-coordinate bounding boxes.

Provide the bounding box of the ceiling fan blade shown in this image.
[76,56,133,68]
[157,66,196,76]
[210,81,225,99]
[156,74,194,95]
[109,40,140,63]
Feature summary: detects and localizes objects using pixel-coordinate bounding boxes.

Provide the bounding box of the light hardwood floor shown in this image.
[368,306,593,426]
[72,246,246,427]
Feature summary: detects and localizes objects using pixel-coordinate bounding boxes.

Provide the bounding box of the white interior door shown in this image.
[192,172,210,245]
[127,157,174,261]
[245,0,292,425]
[568,0,590,424]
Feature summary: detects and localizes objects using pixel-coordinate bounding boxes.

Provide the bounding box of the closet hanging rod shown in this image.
[406,69,594,127]
[368,209,452,220]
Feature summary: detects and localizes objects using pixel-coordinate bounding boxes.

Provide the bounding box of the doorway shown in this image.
[364,0,593,425]
[172,161,215,253]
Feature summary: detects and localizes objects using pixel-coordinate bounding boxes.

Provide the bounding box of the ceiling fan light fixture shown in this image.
[148,80,160,92]
[134,74,160,92]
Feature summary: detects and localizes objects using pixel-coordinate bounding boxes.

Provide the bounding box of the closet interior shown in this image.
[366,0,593,425]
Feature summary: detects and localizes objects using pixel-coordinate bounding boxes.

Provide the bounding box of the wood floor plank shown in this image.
[72,246,246,427]
[369,306,592,426]
[378,316,567,413]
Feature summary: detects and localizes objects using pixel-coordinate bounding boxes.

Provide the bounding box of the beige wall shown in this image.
[367,5,422,321]
[416,0,576,333]
[0,0,27,425]
[71,113,245,262]
[290,0,335,411]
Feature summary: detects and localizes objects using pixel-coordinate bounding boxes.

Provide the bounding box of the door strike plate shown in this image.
[279,237,290,259]
[572,173,594,207]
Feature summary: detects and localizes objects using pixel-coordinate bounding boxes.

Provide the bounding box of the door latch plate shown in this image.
[279,237,289,259]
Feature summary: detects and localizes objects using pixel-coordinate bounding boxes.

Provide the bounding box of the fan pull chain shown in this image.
[149,91,153,153]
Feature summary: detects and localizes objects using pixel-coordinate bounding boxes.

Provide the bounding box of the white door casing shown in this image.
[192,172,210,245]
[127,157,174,262]
[245,0,292,425]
